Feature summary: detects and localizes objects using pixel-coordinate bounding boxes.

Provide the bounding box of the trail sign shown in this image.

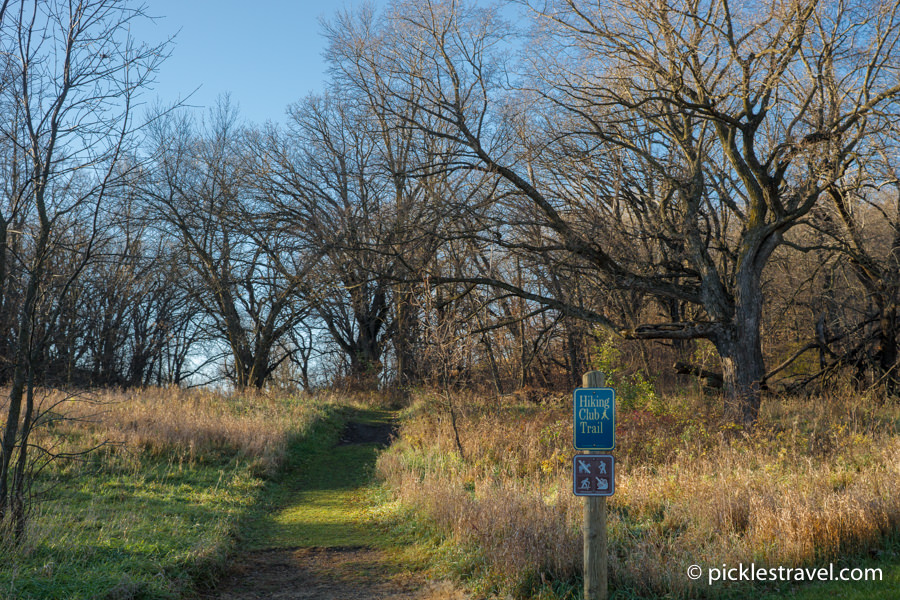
[573,454,614,497]
[573,387,615,450]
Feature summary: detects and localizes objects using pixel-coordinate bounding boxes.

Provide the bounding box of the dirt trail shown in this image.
[206,548,463,600]
[202,412,468,600]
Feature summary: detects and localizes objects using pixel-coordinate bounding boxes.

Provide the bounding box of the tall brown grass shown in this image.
[377,388,900,598]
[6,386,332,477]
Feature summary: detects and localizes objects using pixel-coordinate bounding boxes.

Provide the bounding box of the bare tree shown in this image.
[329,0,900,423]
[142,101,310,389]
[249,77,456,389]
[795,149,900,394]
[48,198,208,387]
[527,0,900,421]
[0,0,165,539]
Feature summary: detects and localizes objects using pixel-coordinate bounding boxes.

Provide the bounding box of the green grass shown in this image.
[0,392,333,600]
[0,393,462,600]
[755,546,900,600]
[0,456,262,599]
[240,407,399,551]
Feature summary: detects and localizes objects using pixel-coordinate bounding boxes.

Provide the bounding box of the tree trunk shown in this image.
[716,327,765,426]
[0,226,45,531]
[566,321,587,388]
[877,303,899,396]
[713,275,767,426]
[481,332,504,396]
[348,346,382,390]
[394,288,420,387]
[11,375,35,541]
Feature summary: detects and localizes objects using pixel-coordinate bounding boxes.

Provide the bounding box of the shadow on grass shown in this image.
[239,408,396,552]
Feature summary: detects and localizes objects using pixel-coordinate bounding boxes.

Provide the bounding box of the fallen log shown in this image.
[673,361,724,388]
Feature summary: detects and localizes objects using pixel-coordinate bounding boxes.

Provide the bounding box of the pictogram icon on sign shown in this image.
[573,454,614,497]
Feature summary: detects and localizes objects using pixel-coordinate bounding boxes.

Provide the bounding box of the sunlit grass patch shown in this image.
[0,387,331,600]
[0,459,260,599]
[240,406,400,552]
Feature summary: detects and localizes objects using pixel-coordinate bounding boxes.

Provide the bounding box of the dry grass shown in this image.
[97,387,322,473]
[377,389,900,598]
[15,386,331,476]
[0,386,335,598]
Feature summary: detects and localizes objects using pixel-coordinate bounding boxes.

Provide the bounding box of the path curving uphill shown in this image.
[202,408,466,600]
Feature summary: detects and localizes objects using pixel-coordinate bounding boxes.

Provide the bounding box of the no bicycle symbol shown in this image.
[572,454,614,497]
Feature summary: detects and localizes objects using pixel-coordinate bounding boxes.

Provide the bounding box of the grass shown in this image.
[1,459,258,599]
[227,401,449,590]
[375,388,900,599]
[4,382,893,599]
[758,560,900,600]
[0,387,332,600]
[239,407,398,551]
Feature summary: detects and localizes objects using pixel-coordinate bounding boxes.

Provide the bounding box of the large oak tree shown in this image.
[330,0,900,423]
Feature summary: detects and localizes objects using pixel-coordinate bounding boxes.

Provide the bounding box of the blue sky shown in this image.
[133,1,382,125]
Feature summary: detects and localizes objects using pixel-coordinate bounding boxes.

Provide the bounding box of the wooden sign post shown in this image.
[581,370,609,600]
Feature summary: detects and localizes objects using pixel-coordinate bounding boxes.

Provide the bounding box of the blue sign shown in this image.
[573,387,615,450]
